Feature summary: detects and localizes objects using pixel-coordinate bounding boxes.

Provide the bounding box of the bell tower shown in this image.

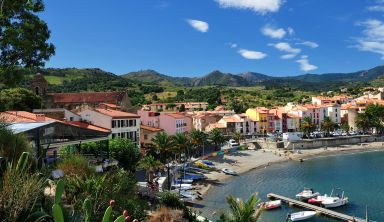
[31,73,48,97]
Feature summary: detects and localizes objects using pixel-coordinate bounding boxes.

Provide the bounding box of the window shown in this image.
[112,120,115,128]
[120,120,124,127]
[69,117,74,121]
[144,134,148,140]
[112,133,116,139]
[117,120,121,128]
[129,120,133,127]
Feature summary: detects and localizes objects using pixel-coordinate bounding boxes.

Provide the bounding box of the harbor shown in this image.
[198,149,384,221]
[267,193,366,222]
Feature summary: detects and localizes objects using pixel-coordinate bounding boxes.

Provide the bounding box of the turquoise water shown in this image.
[198,151,384,222]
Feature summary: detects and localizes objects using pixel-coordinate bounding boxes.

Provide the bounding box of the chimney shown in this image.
[35,114,46,122]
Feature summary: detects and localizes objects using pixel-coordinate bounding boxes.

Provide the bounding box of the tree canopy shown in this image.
[0,87,41,111]
[0,0,55,86]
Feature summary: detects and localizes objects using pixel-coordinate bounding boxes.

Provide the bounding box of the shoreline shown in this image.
[195,141,384,198]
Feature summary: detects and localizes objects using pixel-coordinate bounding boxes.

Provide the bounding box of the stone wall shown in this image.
[284,135,384,150]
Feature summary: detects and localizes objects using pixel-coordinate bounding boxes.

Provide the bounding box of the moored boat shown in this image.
[287,211,316,221]
[322,196,348,208]
[308,194,328,204]
[295,188,320,200]
[263,200,282,210]
[222,168,237,175]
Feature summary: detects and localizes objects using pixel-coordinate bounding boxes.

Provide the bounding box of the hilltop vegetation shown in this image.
[14,65,384,109]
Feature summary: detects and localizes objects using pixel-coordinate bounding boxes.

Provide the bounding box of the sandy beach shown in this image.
[195,141,384,197]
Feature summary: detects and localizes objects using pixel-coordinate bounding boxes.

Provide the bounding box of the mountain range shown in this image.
[122,65,384,90]
[29,65,384,92]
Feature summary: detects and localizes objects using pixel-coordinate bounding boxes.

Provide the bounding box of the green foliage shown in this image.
[183,87,222,107]
[55,179,65,205]
[151,132,175,163]
[218,193,261,222]
[83,198,92,222]
[300,117,316,137]
[0,123,32,163]
[0,153,47,222]
[138,155,163,182]
[52,204,64,222]
[209,128,225,150]
[159,192,185,209]
[62,169,146,221]
[109,138,140,172]
[57,154,91,177]
[0,88,41,111]
[321,117,337,136]
[356,104,384,133]
[0,0,55,86]
[190,129,208,156]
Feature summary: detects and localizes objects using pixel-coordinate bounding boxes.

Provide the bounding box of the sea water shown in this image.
[199,151,384,221]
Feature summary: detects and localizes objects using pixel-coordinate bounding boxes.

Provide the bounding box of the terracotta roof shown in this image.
[208,123,226,129]
[99,103,121,109]
[51,92,125,104]
[222,116,243,123]
[141,125,163,132]
[164,113,187,119]
[68,121,111,133]
[0,111,56,123]
[95,108,139,118]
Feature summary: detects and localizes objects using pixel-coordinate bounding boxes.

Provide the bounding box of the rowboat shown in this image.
[287,211,316,221]
[222,168,237,175]
[263,200,282,210]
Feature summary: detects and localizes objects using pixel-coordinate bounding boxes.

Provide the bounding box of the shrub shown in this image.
[109,138,140,172]
[57,155,91,177]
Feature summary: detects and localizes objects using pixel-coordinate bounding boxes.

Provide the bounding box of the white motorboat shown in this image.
[171,183,194,191]
[179,190,198,200]
[263,200,282,210]
[322,196,348,208]
[320,189,348,208]
[308,194,329,204]
[287,211,316,221]
[295,188,320,200]
[222,168,237,175]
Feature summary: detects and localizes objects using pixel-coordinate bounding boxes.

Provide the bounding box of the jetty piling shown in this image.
[267,193,366,222]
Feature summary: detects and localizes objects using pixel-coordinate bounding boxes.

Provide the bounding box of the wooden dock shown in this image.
[267,193,366,222]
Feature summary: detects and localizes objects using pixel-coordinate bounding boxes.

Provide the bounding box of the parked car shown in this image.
[228,139,239,147]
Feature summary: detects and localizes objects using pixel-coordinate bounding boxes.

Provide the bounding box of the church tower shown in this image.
[31,73,48,97]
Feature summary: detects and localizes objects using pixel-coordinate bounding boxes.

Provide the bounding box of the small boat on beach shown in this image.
[263,200,282,210]
[287,211,316,221]
[174,178,194,184]
[295,188,320,200]
[222,168,237,175]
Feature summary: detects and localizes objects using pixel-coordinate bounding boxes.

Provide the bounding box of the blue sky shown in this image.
[41,0,384,77]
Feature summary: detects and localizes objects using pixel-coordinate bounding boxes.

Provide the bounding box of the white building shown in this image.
[79,108,141,147]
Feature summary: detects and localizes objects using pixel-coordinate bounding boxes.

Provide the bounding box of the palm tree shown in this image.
[190,129,207,156]
[321,117,336,137]
[173,133,191,160]
[218,193,262,222]
[300,116,315,138]
[232,131,242,144]
[151,132,175,189]
[209,128,225,151]
[138,155,163,182]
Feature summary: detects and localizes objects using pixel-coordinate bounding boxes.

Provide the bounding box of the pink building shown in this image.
[137,110,192,135]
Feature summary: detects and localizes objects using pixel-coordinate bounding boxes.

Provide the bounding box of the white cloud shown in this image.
[296,41,319,48]
[269,42,301,54]
[355,19,384,59]
[281,54,297,59]
[261,25,286,39]
[238,49,267,60]
[215,0,285,14]
[227,42,238,48]
[367,5,384,12]
[187,19,209,33]
[296,55,318,72]
[287,27,295,35]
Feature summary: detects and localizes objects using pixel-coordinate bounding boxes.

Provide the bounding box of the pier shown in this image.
[267,193,366,222]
